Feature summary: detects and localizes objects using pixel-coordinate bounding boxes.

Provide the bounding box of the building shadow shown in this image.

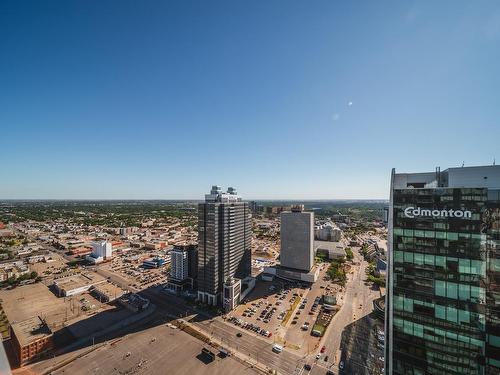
[6,284,214,371]
[339,312,384,375]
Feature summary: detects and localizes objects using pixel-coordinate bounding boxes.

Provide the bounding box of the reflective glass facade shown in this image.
[391,188,500,375]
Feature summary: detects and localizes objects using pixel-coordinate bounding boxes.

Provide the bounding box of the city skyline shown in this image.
[1,1,500,200]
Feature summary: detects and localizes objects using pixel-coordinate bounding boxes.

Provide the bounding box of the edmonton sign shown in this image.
[404,207,472,219]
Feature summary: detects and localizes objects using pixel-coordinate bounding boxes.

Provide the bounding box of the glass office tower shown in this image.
[386,166,500,375]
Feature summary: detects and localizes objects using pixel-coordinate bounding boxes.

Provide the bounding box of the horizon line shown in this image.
[0,197,389,202]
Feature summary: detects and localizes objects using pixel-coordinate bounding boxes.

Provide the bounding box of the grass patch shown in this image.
[311,324,326,337]
[345,247,354,261]
[282,297,301,326]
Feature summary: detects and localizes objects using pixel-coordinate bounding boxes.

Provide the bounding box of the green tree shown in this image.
[345,247,354,261]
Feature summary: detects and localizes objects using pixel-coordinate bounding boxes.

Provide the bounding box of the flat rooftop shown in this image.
[11,316,52,347]
[393,165,500,189]
[0,283,69,326]
[92,282,125,300]
[53,272,106,291]
[314,240,345,255]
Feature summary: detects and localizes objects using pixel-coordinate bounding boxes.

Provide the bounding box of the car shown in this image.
[320,346,326,353]
[272,344,283,353]
[236,332,242,337]
[304,364,312,370]
[316,354,321,360]
[326,371,334,375]
[339,361,344,369]
[324,356,329,362]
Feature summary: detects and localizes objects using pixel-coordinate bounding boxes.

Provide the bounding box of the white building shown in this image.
[86,241,112,264]
[315,222,342,242]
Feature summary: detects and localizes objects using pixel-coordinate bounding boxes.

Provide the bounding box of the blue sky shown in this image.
[1,1,499,200]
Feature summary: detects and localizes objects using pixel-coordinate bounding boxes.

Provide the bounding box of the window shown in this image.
[446,307,458,323]
[458,310,470,324]
[471,286,485,303]
[489,335,500,348]
[436,231,447,239]
[425,231,435,238]
[425,254,435,266]
[435,256,446,268]
[415,230,425,238]
[414,253,424,265]
[459,259,471,274]
[470,260,485,276]
[447,282,458,299]
[435,305,446,320]
[403,297,414,312]
[458,284,470,300]
[435,280,446,297]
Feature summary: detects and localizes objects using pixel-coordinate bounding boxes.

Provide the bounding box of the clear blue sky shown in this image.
[1,1,499,200]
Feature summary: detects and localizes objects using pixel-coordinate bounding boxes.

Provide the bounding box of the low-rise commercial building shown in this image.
[91,283,125,303]
[53,272,107,297]
[118,293,150,313]
[142,258,165,269]
[11,316,53,365]
[314,240,346,260]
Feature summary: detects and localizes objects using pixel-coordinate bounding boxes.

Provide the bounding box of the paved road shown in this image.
[305,248,380,375]
[199,318,305,374]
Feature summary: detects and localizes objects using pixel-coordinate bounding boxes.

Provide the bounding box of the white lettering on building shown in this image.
[404,207,472,219]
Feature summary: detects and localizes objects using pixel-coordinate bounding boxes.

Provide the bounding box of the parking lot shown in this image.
[226,264,343,357]
[99,256,169,290]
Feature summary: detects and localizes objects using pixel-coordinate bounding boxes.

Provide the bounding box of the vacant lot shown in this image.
[47,320,260,375]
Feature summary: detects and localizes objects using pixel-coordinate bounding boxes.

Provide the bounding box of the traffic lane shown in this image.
[204,319,302,374]
[319,253,366,364]
[205,320,299,368]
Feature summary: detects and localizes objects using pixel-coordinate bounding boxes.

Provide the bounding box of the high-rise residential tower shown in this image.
[386,165,500,375]
[197,186,252,309]
[167,244,198,291]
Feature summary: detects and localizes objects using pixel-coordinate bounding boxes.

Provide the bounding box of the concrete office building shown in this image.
[168,244,198,291]
[197,186,252,310]
[263,205,319,283]
[386,165,500,375]
[280,205,314,272]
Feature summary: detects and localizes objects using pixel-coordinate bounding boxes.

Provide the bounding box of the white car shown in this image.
[316,354,321,360]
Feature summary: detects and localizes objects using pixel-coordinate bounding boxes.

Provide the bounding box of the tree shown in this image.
[345,247,354,261]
